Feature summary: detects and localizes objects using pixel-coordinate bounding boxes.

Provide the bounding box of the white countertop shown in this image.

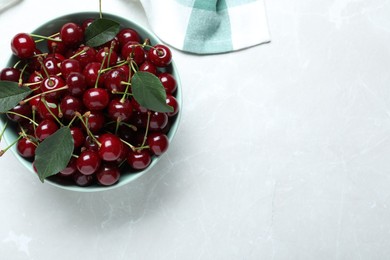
[1,0,390,259]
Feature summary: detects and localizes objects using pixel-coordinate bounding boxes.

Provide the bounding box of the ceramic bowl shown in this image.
[0,12,182,192]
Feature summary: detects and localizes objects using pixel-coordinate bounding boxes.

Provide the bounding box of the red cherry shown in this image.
[59,157,77,177]
[0,67,21,82]
[96,164,120,186]
[98,133,124,162]
[127,149,151,170]
[165,95,179,117]
[60,95,83,120]
[35,119,59,141]
[147,132,169,156]
[70,127,85,149]
[121,41,145,65]
[40,76,66,100]
[17,137,36,158]
[158,73,177,94]
[60,22,84,47]
[66,72,87,97]
[11,33,36,59]
[83,88,110,111]
[76,150,101,175]
[117,28,140,47]
[108,98,133,122]
[148,44,172,67]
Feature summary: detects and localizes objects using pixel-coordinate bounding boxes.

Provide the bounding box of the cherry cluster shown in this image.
[1,19,179,187]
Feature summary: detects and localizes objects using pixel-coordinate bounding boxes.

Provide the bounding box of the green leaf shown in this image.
[131,72,174,113]
[85,18,120,47]
[34,127,74,183]
[0,81,32,112]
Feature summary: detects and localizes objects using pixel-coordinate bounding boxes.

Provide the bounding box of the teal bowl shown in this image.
[0,12,182,192]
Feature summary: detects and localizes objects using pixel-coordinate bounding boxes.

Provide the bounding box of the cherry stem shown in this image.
[119,138,136,152]
[23,81,41,87]
[21,85,69,104]
[37,56,51,81]
[69,47,87,59]
[5,111,38,126]
[41,98,64,127]
[18,63,28,86]
[0,135,22,157]
[67,113,78,127]
[95,50,108,88]
[99,0,103,19]
[100,60,129,73]
[140,111,151,148]
[76,112,101,146]
[30,33,62,42]
[0,120,8,142]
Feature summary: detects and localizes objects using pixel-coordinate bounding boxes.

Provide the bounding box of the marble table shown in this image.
[0,0,389,259]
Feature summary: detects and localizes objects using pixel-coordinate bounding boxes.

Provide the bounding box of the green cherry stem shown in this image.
[41,98,64,127]
[76,112,101,146]
[0,135,22,156]
[5,111,38,126]
[0,120,8,142]
[140,111,151,148]
[99,0,103,19]
[30,33,62,42]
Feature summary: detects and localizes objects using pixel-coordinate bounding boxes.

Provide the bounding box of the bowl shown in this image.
[0,12,182,192]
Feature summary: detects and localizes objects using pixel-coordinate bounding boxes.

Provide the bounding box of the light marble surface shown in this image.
[0,0,390,259]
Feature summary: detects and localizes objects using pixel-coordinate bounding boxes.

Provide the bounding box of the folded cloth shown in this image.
[139,0,271,54]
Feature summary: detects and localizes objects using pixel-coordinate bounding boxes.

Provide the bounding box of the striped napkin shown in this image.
[139,0,271,54]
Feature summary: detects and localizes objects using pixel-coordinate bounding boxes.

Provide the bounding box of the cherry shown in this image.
[60,95,83,120]
[47,35,67,55]
[0,67,21,82]
[104,69,127,93]
[147,132,169,155]
[70,127,85,149]
[83,135,99,151]
[148,44,172,67]
[11,33,36,59]
[98,133,124,162]
[35,119,59,141]
[95,48,118,68]
[158,72,177,94]
[83,88,109,111]
[139,61,157,75]
[7,103,32,123]
[165,94,179,117]
[121,41,145,65]
[83,111,105,134]
[81,18,94,32]
[75,46,97,69]
[59,157,77,176]
[42,56,62,75]
[127,149,151,170]
[117,28,140,47]
[36,98,59,120]
[108,98,133,122]
[131,98,148,113]
[83,62,104,88]
[61,59,81,78]
[73,171,95,186]
[76,149,101,175]
[60,22,83,47]
[149,112,168,131]
[66,72,87,97]
[96,164,120,186]
[40,75,66,99]
[17,137,36,158]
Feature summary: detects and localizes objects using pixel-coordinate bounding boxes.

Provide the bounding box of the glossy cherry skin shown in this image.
[147,132,169,156]
[149,112,168,132]
[83,88,110,111]
[83,111,105,134]
[148,44,172,67]
[60,95,83,120]
[36,99,59,120]
[66,72,87,97]
[108,98,133,122]
[165,94,179,117]
[60,22,84,47]
[103,69,127,93]
[76,150,101,175]
[70,127,85,149]
[96,164,120,186]
[61,59,81,79]
[47,35,67,55]
[117,28,140,47]
[127,149,151,170]
[11,33,36,59]
[17,137,36,158]
[42,55,63,75]
[95,48,118,68]
[75,46,97,68]
[158,73,177,94]
[0,67,21,82]
[7,103,32,123]
[121,41,145,65]
[139,61,157,75]
[98,133,124,162]
[35,119,59,141]
[59,157,77,177]
[83,62,104,88]
[40,76,66,99]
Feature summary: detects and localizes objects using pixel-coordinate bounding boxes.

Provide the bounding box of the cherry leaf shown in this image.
[0,81,32,112]
[131,72,173,113]
[85,18,120,47]
[34,127,74,183]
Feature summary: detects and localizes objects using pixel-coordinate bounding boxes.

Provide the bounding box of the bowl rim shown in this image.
[0,11,182,192]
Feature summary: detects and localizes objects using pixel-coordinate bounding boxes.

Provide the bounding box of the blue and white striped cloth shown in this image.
[140,0,270,54]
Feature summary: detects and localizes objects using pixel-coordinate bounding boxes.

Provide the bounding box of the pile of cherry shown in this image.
[1,19,179,187]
